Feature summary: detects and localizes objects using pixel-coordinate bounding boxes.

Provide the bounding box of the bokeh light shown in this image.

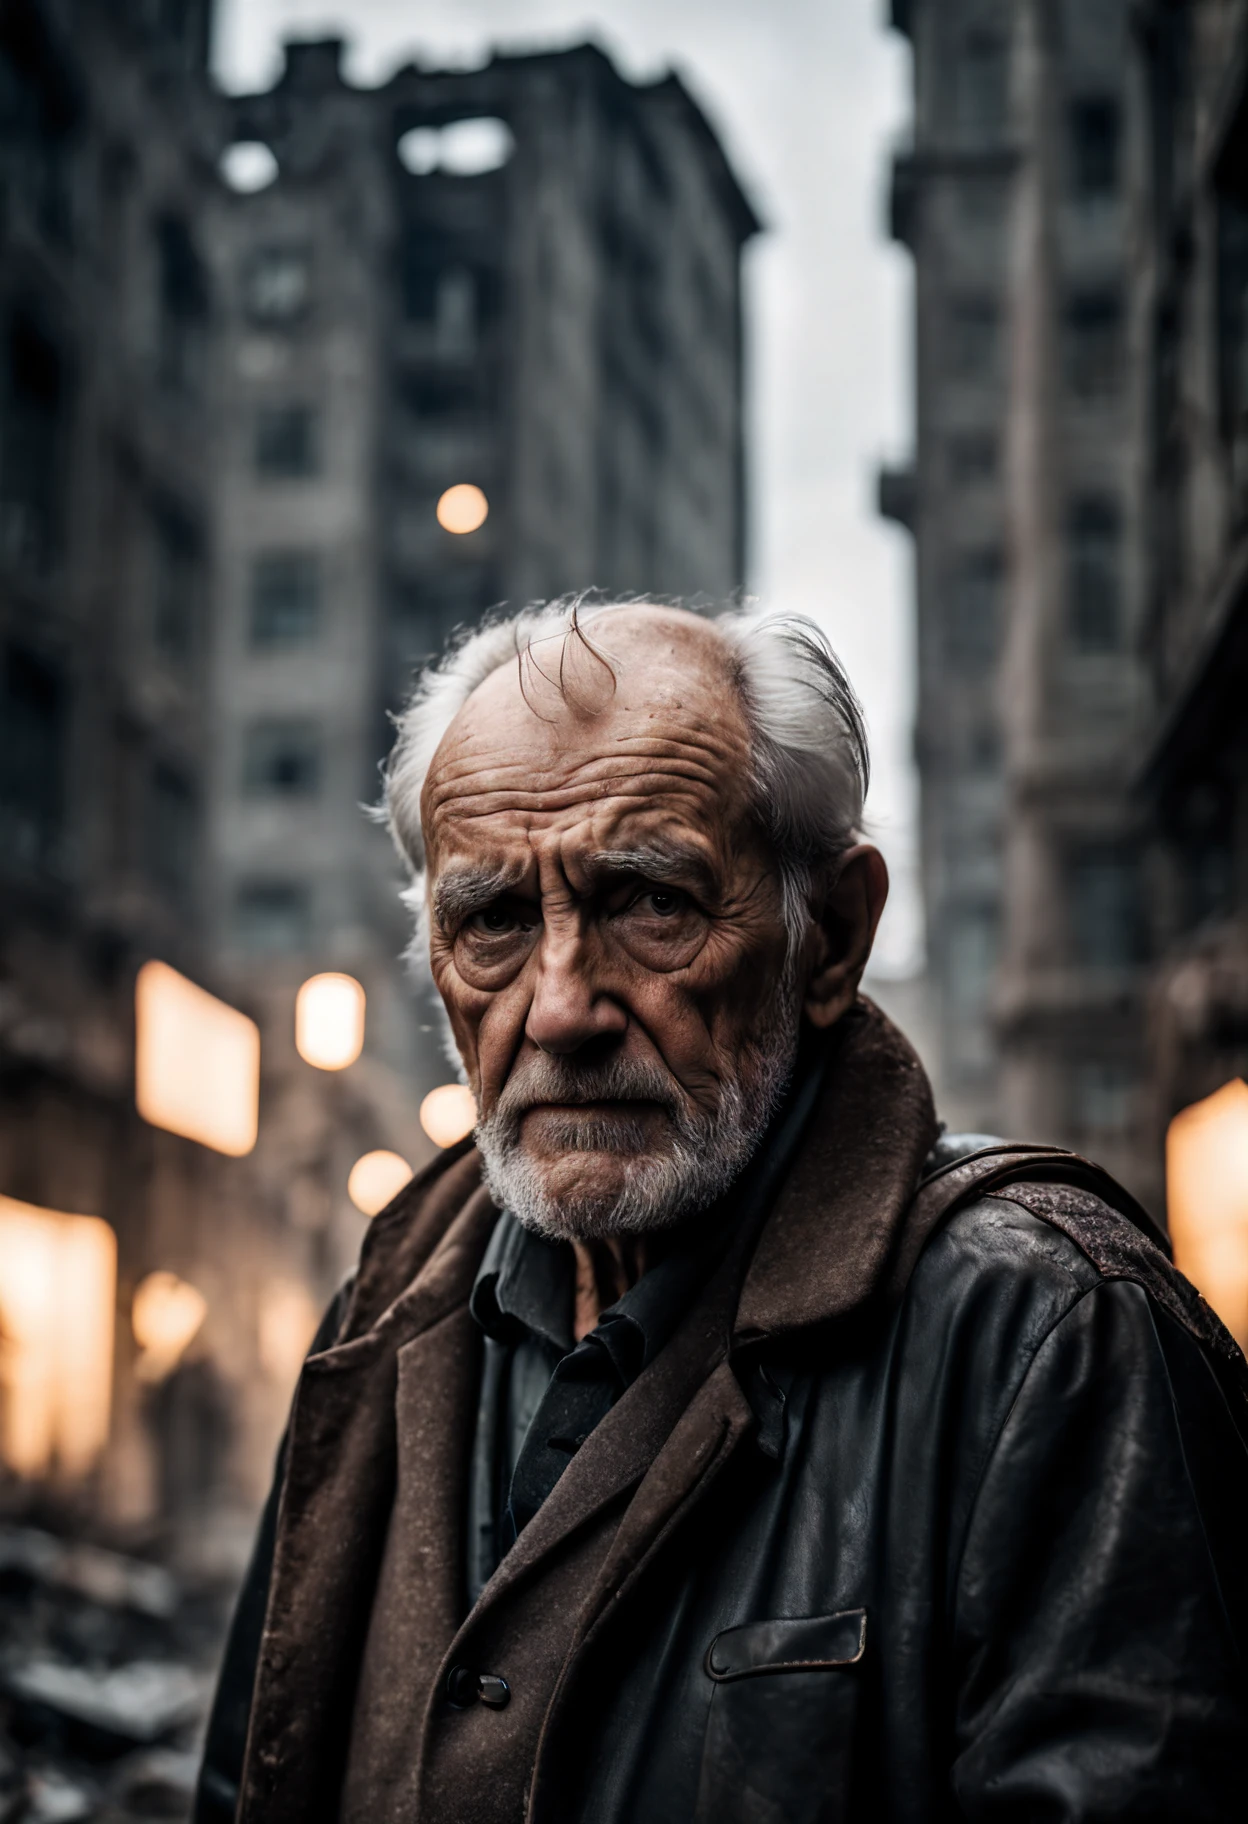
[258,1280,320,1384]
[219,140,279,193]
[132,1271,207,1383]
[135,960,260,1156]
[0,1198,116,1479]
[1167,1078,1248,1350]
[295,972,366,1071]
[420,1083,478,1148]
[436,483,489,534]
[347,1149,414,1216]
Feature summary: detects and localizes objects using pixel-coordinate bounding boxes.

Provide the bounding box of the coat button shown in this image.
[445,1666,511,1710]
[446,1665,478,1708]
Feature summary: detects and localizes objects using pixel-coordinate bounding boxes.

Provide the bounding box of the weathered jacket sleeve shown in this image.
[193,1280,353,1824]
[950,1274,1248,1819]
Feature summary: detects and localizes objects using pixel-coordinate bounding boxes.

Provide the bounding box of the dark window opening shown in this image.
[0,310,66,572]
[243,246,311,325]
[398,370,488,420]
[147,762,195,902]
[948,431,998,483]
[1070,97,1120,200]
[156,214,208,392]
[389,568,496,670]
[1064,291,1122,398]
[947,548,1003,665]
[234,880,311,952]
[1067,495,1121,652]
[957,30,1008,139]
[1066,844,1141,968]
[250,551,321,647]
[152,508,198,662]
[0,643,65,868]
[969,722,1001,771]
[947,297,999,381]
[0,42,75,242]
[242,720,321,797]
[400,235,495,352]
[255,405,318,478]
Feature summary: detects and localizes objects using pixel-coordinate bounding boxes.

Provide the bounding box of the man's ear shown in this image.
[802,843,890,1030]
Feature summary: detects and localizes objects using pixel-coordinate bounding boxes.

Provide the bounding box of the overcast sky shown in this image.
[214,1,919,973]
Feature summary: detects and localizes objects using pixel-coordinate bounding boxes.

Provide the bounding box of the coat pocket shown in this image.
[693,1610,866,1824]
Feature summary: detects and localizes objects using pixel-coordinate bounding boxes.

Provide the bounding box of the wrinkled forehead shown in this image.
[421,616,758,874]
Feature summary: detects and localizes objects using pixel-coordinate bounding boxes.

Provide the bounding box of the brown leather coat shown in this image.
[196,1001,1248,1823]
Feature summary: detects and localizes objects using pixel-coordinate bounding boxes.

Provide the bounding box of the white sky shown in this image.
[213,1,920,974]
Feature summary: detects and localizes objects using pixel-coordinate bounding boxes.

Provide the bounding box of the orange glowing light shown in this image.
[135,961,260,1156]
[131,1271,207,1383]
[347,1150,414,1216]
[295,973,365,1070]
[436,483,488,535]
[258,1280,319,1384]
[419,1084,478,1149]
[1167,1078,1248,1351]
[0,1197,116,1479]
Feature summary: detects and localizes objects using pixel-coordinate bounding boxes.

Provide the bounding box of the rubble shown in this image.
[0,1524,231,1823]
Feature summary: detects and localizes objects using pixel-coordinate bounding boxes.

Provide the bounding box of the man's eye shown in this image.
[470,907,518,934]
[641,889,686,918]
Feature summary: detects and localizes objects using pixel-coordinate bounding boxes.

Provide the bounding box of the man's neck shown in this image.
[571,1233,668,1340]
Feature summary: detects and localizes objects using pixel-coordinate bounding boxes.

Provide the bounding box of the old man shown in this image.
[198,603,1247,1822]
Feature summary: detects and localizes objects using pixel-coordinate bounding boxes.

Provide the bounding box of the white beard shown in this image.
[473,1001,801,1243]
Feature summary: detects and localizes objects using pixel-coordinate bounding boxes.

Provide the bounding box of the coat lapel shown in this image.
[238,1166,497,1824]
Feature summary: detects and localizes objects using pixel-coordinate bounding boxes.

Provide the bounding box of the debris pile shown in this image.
[0,1526,230,1822]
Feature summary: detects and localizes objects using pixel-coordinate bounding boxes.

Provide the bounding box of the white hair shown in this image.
[379,595,869,956]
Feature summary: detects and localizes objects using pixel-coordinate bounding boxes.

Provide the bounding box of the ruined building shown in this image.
[204,37,758,1325]
[0,0,270,1551]
[0,9,758,1539]
[885,0,1153,1206]
[887,0,1248,1234]
[1134,4,1248,1208]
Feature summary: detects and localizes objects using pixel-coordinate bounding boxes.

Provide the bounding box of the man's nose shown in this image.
[524,934,628,1054]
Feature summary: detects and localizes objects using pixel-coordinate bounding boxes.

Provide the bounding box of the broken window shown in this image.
[243,246,311,325]
[1066,844,1142,968]
[1064,291,1122,398]
[1069,97,1120,201]
[250,550,321,647]
[0,643,65,869]
[0,310,66,572]
[1067,495,1121,652]
[255,404,318,477]
[241,719,322,798]
[234,880,312,953]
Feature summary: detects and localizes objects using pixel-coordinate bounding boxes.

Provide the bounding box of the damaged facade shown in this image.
[887,0,1248,1218]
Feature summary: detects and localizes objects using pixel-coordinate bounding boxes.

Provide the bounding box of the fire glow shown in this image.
[1167,1078,1248,1350]
[135,960,260,1156]
[0,1197,116,1480]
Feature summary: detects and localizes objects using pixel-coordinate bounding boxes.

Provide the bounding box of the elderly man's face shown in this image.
[421,611,820,1238]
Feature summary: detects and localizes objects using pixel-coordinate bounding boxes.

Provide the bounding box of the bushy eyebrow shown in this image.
[431,865,520,932]
[587,845,719,898]
[431,844,721,932]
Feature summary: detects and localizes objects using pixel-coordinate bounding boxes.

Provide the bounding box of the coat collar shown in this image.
[735,997,939,1338]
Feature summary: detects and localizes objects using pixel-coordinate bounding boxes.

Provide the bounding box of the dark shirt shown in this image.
[465,1051,828,1606]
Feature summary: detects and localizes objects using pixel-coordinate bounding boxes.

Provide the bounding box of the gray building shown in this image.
[1134,0,1248,1148]
[0,0,285,1545]
[206,37,759,1268]
[882,0,1019,1135]
[885,0,1155,1207]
